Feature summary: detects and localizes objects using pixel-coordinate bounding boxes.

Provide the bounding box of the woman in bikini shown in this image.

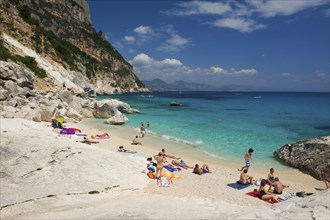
[258,179,279,203]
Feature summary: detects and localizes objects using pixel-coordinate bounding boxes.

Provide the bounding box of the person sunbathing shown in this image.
[161,149,180,159]
[239,169,253,184]
[91,133,110,139]
[171,159,192,169]
[193,164,210,175]
[118,146,137,153]
[82,137,99,145]
[131,136,142,145]
[258,179,279,203]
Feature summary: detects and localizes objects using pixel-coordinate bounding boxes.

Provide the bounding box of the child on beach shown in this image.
[238,148,254,172]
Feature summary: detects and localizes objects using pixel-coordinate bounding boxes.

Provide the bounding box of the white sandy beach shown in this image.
[1,118,329,219]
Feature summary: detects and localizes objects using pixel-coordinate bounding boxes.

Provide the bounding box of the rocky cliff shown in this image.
[0,0,147,123]
[0,0,147,94]
[273,136,330,180]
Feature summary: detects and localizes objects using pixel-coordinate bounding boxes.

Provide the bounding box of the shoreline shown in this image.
[1,118,329,219]
[78,119,325,202]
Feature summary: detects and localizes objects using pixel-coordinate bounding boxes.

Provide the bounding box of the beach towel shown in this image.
[227,181,252,190]
[164,164,182,172]
[246,191,276,204]
[157,177,173,187]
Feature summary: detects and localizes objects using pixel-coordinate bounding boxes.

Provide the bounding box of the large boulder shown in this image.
[273,136,330,180]
[92,102,116,118]
[104,110,129,125]
[0,61,34,88]
[101,99,140,114]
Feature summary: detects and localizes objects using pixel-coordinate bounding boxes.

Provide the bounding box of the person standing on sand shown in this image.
[238,148,254,172]
[140,123,146,138]
[154,152,166,179]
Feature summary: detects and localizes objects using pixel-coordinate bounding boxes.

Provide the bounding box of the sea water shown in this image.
[94,92,329,169]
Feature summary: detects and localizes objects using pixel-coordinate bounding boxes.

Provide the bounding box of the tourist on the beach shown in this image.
[267,168,275,183]
[51,112,64,128]
[132,135,142,145]
[161,148,180,159]
[91,132,110,139]
[172,159,192,169]
[238,148,254,171]
[239,169,253,184]
[322,172,330,189]
[118,146,137,153]
[82,137,99,145]
[258,179,279,203]
[154,152,167,179]
[193,164,210,175]
[140,123,146,138]
[270,177,287,194]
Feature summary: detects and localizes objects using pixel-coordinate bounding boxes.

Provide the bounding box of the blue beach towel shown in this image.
[227,181,252,190]
[164,164,182,172]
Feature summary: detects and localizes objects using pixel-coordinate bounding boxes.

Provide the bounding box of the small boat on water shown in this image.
[254,96,262,99]
[170,101,183,106]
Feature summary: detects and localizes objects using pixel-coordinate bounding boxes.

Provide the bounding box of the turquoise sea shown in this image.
[95,92,330,168]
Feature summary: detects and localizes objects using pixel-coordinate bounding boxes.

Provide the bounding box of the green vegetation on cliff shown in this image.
[1,38,46,78]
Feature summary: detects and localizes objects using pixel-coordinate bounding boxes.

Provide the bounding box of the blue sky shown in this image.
[88,0,330,91]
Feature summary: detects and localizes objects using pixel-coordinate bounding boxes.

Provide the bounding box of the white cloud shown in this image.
[124,35,135,43]
[210,66,224,74]
[168,1,231,16]
[167,34,190,46]
[280,73,292,77]
[236,69,258,75]
[157,34,190,53]
[161,58,183,66]
[130,53,258,84]
[133,25,153,34]
[165,0,328,33]
[249,0,328,18]
[212,17,266,33]
[131,53,153,64]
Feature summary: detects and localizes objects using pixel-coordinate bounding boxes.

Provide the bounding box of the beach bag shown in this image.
[147,171,155,179]
[157,177,173,187]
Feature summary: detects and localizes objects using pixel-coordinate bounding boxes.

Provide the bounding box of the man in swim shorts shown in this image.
[238,148,254,172]
[154,152,166,179]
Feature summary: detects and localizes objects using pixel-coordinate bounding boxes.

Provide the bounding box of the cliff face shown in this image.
[0,0,147,94]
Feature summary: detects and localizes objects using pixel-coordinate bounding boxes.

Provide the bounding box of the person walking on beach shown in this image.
[154,152,166,179]
[140,123,146,138]
[238,148,254,172]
